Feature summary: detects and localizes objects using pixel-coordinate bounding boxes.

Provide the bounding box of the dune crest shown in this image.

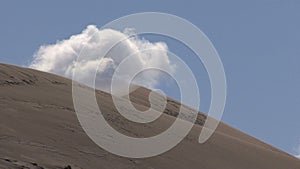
[0,63,299,169]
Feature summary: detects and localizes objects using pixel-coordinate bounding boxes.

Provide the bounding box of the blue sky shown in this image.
[0,0,299,156]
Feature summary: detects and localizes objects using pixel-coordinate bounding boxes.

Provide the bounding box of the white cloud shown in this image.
[30,25,175,92]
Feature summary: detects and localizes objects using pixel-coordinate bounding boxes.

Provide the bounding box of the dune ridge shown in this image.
[0,63,299,169]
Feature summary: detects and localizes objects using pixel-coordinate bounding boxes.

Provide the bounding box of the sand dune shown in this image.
[0,63,299,169]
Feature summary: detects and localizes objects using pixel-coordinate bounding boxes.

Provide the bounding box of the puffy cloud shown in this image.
[30,25,175,92]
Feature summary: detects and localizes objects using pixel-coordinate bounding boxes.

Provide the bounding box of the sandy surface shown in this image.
[0,63,299,169]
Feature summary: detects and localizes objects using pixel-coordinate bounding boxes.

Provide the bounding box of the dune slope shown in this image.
[0,63,299,169]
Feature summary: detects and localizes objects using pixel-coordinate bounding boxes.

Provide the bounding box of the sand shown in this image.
[0,63,299,169]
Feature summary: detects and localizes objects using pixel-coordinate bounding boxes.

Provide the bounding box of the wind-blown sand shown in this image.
[0,63,299,169]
